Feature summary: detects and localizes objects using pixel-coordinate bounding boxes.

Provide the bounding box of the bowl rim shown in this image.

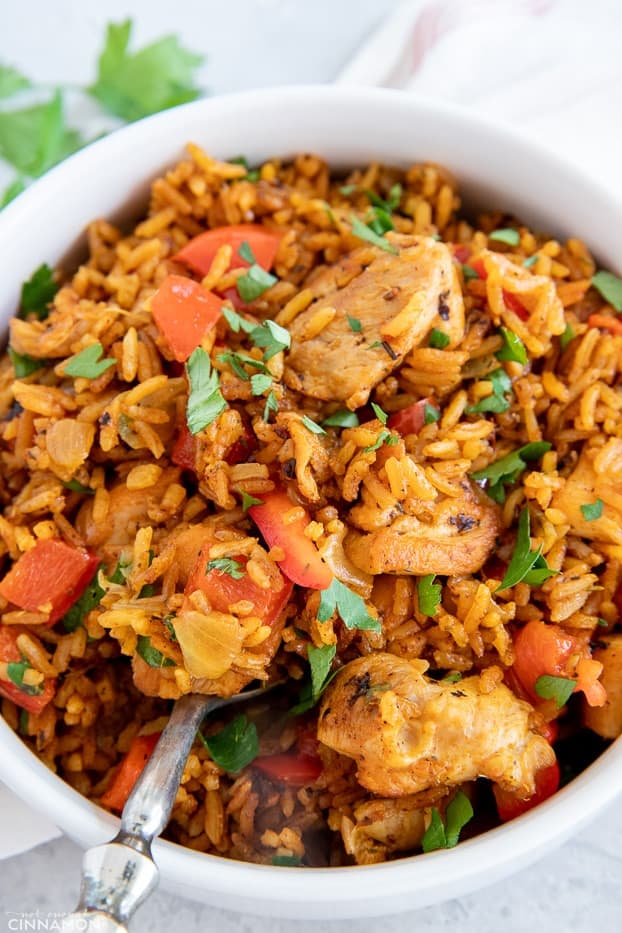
[0,83,620,910]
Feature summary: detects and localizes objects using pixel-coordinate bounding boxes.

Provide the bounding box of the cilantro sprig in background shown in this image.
[0,20,205,206]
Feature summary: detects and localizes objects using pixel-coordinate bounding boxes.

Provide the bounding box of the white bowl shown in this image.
[0,86,620,919]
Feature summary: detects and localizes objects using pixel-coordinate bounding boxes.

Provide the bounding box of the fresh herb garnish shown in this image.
[424,402,441,424]
[462,264,479,281]
[301,415,326,435]
[20,264,59,320]
[249,319,291,360]
[466,368,512,414]
[271,855,303,867]
[240,490,263,512]
[443,672,463,684]
[250,373,273,396]
[6,657,43,696]
[8,348,42,378]
[186,347,227,435]
[136,634,175,668]
[422,790,474,853]
[89,19,203,122]
[229,156,260,182]
[366,206,394,236]
[489,228,520,247]
[535,674,576,708]
[65,342,116,379]
[237,241,255,264]
[560,323,575,350]
[429,328,450,349]
[523,255,538,268]
[290,643,337,716]
[347,315,362,333]
[0,92,83,184]
[206,558,245,580]
[591,270,622,312]
[471,441,551,504]
[418,574,441,617]
[363,431,399,453]
[0,65,30,98]
[371,402,388,425]
[237,265,278,303]
[581,499,604,522]
[318,577,380,632]
[350,214,398,255]
[263,390,278,422]
[62,479,95,495]
[497,508,557,591]
[199,713,259,772]
[496,327,527,365]
[597,618,608,628]
[322,410,360,428]
[62,567,104,632]
[221,306,256,335]
[1,177,25,208]
[217,350,271,380]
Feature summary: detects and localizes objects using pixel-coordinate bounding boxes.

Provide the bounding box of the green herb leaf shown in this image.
[421,808,446,853]
[237,264,278,304]
[20,264,58,320]
[429,328,450,349]
[8,348,42,378]
[350,214,398,255]
[592,270,622,312]
[229,156,260,182]
[250,373,273,396]
[0,90,83,178]
[418,574,441,617]
[496,327,527,365]
[301,415,326,435]
[238,241,255,265]
[200,713,258,772]
[322,409,360,428]
[489,228,520,247]
[443,672,462,684]
[347,315,362,333]
[523,255,538,268]
[240,490,263,512]
[7,657,43,696]
[560,323,576,350]
[462,264,479,281]
[367,206,394,236]
[363,429,399,453]
[186,347,227,435]
[108,558,130,585]
[0,65,30,98]
[89,19,203,122]
[217,350,271,380]
[471,441,551,503]
[466,367,512,414]
[581,498,604,522]
[221,306,255,334]
[271,855,303,867]
[63,479,95,495]
[64,342,116,379]
[424,403,441,425]
[339,184,357,196]
[535,674,577,708]
[62,566,104,632]
[136,634,175,668]
[317,577,380,632]
[444,791,474,848]
[263,390,278,422]
[1,176,25,208]
[597,618,608,628]
[290,642,338,716]
[206,558,245,580]
[371,402,388,425]
[497,508,556,591]
[249,319,291,360]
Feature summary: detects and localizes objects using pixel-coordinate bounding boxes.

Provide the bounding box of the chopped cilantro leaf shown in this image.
[471,441,551,504]
[489,228,520,247]
[20,264,58,320]
[422,791,473,852]
[497,508,557,591]
[317,577,380,632]
[186,347,227,435]
[7,657,43,696]
[523,255,538,268]
[347,315,362,333]
[496,327,527,365]
[89,19,203,122]
[371,402,388,425]
[581,499,604,522]
[217,350,271,380]
[350,214,398,255]
[290,643,337,715]
[1,177,26,208]
[240,490,263,512]
[462,264,479,281]
[206,558,245,580]
[0,65,30,99]
[443,672,462,684]
[560,323,576,350]
[367,206,394,235]
[363,430,398,453]
[301,415,326,435]
[263,390,278,422]
[136,635,175,668]
[323,409,360,428]
[271,855,303,867]
[8,348,42,378]
[424,403,441,425]
[339,184,357,196]
[63,479,95,495]
[249,319,290,360]
[199,713,258,772]
[0,91,83,180]
[222,306,255,334]
[418,574,441,617]
[238,241,255,264]
[592,270,622,312]
[62,566,104,632]
[237,264,278,303]
[65,343,116,379]
[429,328,450,349]
[466,367,512,415]
[250,372,273,396]
[535,674,576,708]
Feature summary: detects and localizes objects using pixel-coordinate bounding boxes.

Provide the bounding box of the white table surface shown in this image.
[1,1,621,930]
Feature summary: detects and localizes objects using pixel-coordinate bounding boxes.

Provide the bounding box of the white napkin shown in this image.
[337,0,622,199]
[3,0,622,862]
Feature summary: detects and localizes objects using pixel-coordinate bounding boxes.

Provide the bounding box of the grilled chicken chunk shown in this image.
[285,235,464,409]
[551,442,622,545]
[583,635,622,738]
[318,654,554,798]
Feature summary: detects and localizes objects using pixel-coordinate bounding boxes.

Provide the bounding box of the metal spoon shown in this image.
[64,683,279,932]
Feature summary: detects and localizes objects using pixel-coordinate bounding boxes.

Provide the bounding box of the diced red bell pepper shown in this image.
[511,620,606,708]
[225,416,258,466]
[502,290,529,321]
[151,274,223,363]
[248,488,333,590]
[469,258,487,280]
[587,313,622,336]
[171,422,196,472]
[493,759,560,822]
[0,625,55,714]
[254,752,323,786]
[453,244,471,263]
[174,224,281,277]
[387,398,430,436]
[185,547,293,625]
[100,732,161,812]
[220,285,248,310]
[539,719,559,746]
[0,539,99,625]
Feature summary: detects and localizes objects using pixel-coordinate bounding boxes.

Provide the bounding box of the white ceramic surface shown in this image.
[0,85,620,919]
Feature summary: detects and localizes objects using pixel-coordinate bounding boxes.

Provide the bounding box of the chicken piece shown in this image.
[345,477,500,576]
[75,467,180,553]
[550,443,622,545]
[583,635,622,738]
[318,654,554,798]
[285,235,464,409]
[340,795,432,865]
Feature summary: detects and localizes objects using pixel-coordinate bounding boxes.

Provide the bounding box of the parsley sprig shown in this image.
[199,714,259,772]
[422,790,473,853]
[497,508,557,591]
[535,674,576,708]
[466,368,513,415]
[471,441,551,504]
[206,558,245,580]
[317,578,380,633]
[290,643,337,716]
[65,343,116,379]
[186,347,227,435]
